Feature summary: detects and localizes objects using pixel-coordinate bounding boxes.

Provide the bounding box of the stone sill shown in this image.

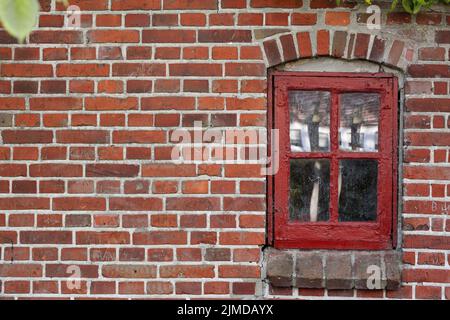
[265,248,401,290]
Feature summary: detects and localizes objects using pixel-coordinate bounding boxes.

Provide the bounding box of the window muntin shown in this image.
[271,73,398,250]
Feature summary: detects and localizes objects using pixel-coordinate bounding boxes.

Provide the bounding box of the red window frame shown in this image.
[267,72,398,250]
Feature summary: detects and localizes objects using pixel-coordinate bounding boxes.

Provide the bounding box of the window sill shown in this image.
[265,248,401,290]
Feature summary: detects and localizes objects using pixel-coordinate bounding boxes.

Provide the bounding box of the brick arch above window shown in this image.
[257,30,413,72]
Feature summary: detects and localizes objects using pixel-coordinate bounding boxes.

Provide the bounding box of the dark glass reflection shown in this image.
[339,160,378,222]
[289,91,331,152]
[290,159,330,222]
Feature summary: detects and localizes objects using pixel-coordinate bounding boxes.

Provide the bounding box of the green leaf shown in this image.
[0,0,40,42]
[56,0,69,6]
[390,0,400,11]
[401,0,414,13]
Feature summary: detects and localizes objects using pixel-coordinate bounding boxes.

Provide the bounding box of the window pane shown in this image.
[339,93,380,152]
[290,159,330,222]
[339,160,378,222]
[289,91,331,152]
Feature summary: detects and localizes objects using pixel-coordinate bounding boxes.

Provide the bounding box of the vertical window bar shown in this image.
[330,92,340,223]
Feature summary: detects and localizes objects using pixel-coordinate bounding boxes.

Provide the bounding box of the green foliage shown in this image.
[393,0,450,14]
[0,0,40,42]
[0,0,67,42]
[337,0,450,13]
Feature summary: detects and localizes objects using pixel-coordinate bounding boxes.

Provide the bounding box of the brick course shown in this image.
[0,0,448,299]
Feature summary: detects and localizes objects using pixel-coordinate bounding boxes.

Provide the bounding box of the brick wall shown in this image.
[0,0,448,299]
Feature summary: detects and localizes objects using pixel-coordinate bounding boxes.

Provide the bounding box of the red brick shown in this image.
[142,97,195,110]
[4,281,30,294]
[88,30,140,44]
[70,80,94,93]
[222,0,246,8]
[239,13,263,26]
[416,286,442,299]
[39,14,64,27]
[204,282,230,295]
[167,197,220,211]
[297,32,313,58]
[181,13,207,26]
[353,33,370,58]
[184,80,209,93]
[46,264,98,278]
[177,248,202,261]
[55,0,108,10]
[30,31,83,44]
[111,0,161,10]
[0,264,42,277]
[325,11,350,26]
[263,39,282,66]
[147,282,173,294]
[220,232,265,245]
[143,30,196,43]
[251,0,302,8]
[155,79,180,93]
[109,197,162,211]
[61,248,88,261]
[32,247,59,261]
[0,198,49,210]
[292,13,316,25]
[266,13,289,26]
[125,14,150,27]
[160,265,215,278]
[198,30,252,43]
[119,282,145,295]
[4,247,29,260]
[71,47,96,60]
[53,197,106,211]
[176,282,201,295]
[436,30,450,44]
[76,231,129,245]
[150,214,178,228]
[219,265,260,278]
[210,13,235,26]
[33,281,58,294]
[133,231,187,245]
[148,248,173,262]
[93,214,119,228]
[57,63,109,77]
[408,64,449,78]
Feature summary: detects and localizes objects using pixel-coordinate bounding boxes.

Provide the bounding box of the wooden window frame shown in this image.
[267,71,398,250]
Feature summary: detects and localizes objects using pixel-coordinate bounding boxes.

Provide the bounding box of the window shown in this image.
[269,72,398,250]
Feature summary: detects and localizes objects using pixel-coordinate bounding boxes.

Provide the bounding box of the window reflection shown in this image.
[289,91,331,152]
[290,159,330,222]
[339,93,380,152]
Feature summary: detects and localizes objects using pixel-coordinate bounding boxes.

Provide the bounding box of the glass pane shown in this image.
[338,160,378,222]
[339,93,380,152]
[289,91,331,152]
[290,159,330,222]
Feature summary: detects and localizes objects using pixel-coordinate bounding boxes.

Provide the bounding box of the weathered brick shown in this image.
[266,249,294,287]
[295,252,324,288]
[354,252,382,290]
[325,253,353,289]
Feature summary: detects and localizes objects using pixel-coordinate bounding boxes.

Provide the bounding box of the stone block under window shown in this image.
[266,248,401,290]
